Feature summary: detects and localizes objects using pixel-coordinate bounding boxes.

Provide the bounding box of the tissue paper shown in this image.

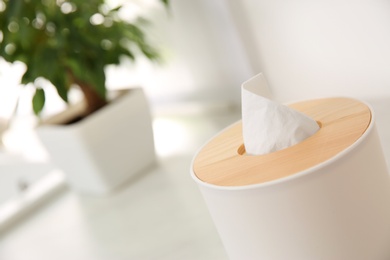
[242,73,319,155]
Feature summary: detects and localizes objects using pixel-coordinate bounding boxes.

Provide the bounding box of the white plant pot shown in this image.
[37,88,155,195]
[192,97,390,260]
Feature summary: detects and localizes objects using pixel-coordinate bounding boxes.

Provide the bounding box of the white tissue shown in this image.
[242,73,320,155]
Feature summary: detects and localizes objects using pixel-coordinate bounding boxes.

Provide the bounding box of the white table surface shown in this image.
[0,104,241,260]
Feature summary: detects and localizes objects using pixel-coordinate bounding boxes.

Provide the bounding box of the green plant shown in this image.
[0,0,167,116]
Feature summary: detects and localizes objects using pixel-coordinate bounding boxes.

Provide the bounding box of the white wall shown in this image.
[228,0,390,102]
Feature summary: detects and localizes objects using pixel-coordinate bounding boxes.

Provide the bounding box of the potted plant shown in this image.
[0,0,168,194]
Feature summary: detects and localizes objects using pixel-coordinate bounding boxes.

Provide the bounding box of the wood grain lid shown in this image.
[192,98,372,187]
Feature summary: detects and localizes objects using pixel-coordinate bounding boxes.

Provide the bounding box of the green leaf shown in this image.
[108,6,122,13]
[21,67,35,85]
[50,74,69,103]
[1,0,167,117]
[65,58,84,82]
[85,63,106,99]
[32,88,45,116]
[160,0,169,7]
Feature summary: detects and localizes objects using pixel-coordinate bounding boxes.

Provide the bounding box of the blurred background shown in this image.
[0,0,250,207]
[1,0,390,259]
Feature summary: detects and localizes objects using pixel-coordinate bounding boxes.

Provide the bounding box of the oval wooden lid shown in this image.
[192,98,371,187]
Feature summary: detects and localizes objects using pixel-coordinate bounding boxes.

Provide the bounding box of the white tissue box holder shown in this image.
[191,97,390,260]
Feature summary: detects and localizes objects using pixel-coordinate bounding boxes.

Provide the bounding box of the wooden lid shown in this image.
[192,98,371,187]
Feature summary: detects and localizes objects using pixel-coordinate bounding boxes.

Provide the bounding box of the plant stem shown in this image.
[66,69,107,116]
[76,80,107,116]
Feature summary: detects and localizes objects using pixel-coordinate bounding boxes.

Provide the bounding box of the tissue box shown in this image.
[191,97,390,260]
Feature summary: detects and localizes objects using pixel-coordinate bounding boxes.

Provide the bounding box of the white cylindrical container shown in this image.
[191,98,390,260]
